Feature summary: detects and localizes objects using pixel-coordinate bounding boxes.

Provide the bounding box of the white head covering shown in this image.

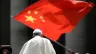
[33,29,43,35]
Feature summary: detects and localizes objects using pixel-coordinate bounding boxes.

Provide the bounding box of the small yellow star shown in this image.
[27,10,31,14]
[25,15,36,23]
[34,11,38,14]
[40,16,45,22]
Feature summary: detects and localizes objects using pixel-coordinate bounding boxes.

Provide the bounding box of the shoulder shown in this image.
[28,36,43,43]
[42,38,51,42]
[42,38,48,40]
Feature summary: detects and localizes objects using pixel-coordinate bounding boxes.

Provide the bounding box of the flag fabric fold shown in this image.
[14,0,94,41]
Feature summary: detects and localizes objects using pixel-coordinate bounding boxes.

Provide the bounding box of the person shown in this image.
[19,29,56,54]
[0,45,12,54]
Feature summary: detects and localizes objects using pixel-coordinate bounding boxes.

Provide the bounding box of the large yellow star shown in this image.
[25,15,36,23]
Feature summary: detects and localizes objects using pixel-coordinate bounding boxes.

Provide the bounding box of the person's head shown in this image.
[33,29,43,37]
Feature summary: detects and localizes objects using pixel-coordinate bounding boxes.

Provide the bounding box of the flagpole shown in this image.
[49,39,75,54]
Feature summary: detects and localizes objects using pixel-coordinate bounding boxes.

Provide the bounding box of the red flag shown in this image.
[14,0,94,41]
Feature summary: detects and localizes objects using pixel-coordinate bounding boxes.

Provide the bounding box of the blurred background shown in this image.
[0,0,96,54]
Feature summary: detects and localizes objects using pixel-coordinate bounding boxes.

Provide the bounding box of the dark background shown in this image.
[0,0,96,54]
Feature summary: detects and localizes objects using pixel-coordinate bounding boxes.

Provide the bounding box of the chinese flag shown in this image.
[14,0,94,41]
